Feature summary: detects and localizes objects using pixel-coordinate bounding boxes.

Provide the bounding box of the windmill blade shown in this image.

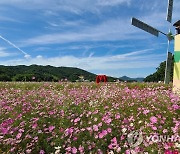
[166,0,173,23]
[131,17,159,37]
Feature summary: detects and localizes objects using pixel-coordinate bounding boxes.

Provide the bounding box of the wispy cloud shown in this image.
[0,49,164,72]
[97,0,131,6]
[46,19,86,31]
[0,15,20,22]
[56,44,134,52]
[0,47,13,57]
[22,18,143,46]
[22,3,178,47]
[0,0,131,13]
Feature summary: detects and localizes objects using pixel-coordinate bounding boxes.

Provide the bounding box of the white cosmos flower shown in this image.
[55,149,60,154]
[175,142,180,148]
[108,151,114,154]
[130,123,134,127]
[55,146,61,150]
[122,128,127,133]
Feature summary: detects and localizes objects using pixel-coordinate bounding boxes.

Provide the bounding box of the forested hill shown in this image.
[0,65,117,82]
[144,57,174,82]
[0,60,173,83]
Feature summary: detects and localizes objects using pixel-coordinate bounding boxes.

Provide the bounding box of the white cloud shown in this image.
[54,44,133,53]
[0,15,20,22]
[21,3,178,47]
[46,19,86,30]
[97,0,131,6]
[0,51,11,57]
[0,47,13,57]
[22,18,143,46]
[0,49,164,73]
[172,1,180,24]
[36,55,43,59]
[0,0,131,13]
[24,54,31,59]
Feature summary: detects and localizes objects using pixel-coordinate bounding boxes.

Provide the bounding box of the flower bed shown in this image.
[0,82,179,153]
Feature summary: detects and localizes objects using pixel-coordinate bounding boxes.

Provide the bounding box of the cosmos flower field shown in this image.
[0,82,179,154]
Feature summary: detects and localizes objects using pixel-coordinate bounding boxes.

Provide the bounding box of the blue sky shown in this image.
[0,0,179,78]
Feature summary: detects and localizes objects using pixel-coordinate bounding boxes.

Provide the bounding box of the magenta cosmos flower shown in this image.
[150,116,158,124]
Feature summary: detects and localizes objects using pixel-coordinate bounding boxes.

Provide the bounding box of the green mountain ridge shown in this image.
[0,65,117,82]
[0,57,173,83]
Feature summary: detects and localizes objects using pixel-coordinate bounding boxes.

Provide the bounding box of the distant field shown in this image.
[0,82,179,153]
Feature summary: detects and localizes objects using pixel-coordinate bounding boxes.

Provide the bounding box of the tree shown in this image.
[144,56,174,82]
[0,74,11,81]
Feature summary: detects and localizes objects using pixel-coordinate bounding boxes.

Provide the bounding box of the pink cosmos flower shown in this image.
[107,128,112,133]
[93,125,99,131]
[26,149,32,154]
[73,137,77,141]
[39,150,45,154]
[74,117,80,123]
[98,133,104,139]
[99,130,108,138]
[164,143,170,150]
[106,118,112,124]
[150,116,158,124]
[163,129,168,133]
[34,136,38,141]
[108,144,113,149]
[72,147,77,154]
[97,149,103,154]
[101,130,107,136]
[120,135,125,140]
[143,109,150,115]
[18,129,24,133]
[10,147,15,152]
[152,126,157,130]
[66,147,71,152]
[78,145,84,153]
[48,126,55,132]
[88,145,92,150]
[59,128,64,132]
[111,137,117,144]
[1,128,9,135]
[172,104,179,110]
[98,122,102,127]
[125,149,131,154]
[115,114,120,119]
[16,132,22,139]
[32,117,39,122]
[87,127,92,132]
[65,127,74,136]
[32,123,38,129]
